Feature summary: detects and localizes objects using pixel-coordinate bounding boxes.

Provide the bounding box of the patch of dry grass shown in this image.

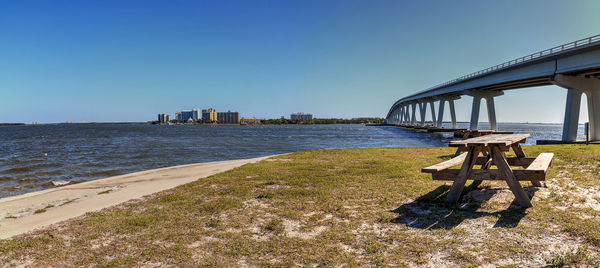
[1,146,600,266]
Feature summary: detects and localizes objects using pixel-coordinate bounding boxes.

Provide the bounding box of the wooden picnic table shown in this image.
[422,133,554,208]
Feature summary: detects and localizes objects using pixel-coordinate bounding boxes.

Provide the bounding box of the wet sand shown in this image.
[0,155,273,239]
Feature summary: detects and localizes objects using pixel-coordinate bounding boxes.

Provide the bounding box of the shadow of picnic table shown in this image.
[390,183,539,230]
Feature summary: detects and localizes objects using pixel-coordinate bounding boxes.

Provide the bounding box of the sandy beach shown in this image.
[0,155,273,240]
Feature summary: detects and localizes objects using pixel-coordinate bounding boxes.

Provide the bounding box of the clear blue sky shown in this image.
[1,0,598,123]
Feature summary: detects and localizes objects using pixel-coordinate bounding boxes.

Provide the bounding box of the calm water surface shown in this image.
[0,123,583,198]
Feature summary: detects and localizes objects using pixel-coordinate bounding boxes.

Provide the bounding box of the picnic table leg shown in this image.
[453,147,464,157]
[511,144,543,187]
[446,147,480,203]
[491,145,532,208]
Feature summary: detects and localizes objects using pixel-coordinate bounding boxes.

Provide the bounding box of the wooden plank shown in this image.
[449,133,530,147]
[468,134,530,146]
[421,153,468,173]
[511,143,543,187]
[445,147,480,203]
[511,144,526,159]
[491,145,532,208]
[448,144,511,152]
[474,156,535,166]
[432,169,546,181]
[526,153,554,172]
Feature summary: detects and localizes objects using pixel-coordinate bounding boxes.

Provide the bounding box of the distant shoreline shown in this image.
[1,122,569,126]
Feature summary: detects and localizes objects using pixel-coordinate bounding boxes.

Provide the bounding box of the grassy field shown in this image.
[2,145,600,267]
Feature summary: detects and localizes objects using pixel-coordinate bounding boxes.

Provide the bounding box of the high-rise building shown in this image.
[291,112,313,121]
[192,109,200,121]
[181,110,194,122]
[217,110,240,124]
[175,112,182,121]
[181,109,201,122]
[158,113,170,123]
[202,108,217,123]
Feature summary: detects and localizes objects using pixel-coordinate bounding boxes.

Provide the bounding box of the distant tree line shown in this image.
[261,117,384,125]
[150,117,384,125]
[149,119,218,125]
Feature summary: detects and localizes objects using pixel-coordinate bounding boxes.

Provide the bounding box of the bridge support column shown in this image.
[398,106,403,125]
[469,96,482,130]
[449,99,457,129]
[429,101,436,126]
[398,108,403,125]
[434,96,461,128]
[397,107,403,125]
[486,96,498,131]
[436,100,445,128]
[465,90,504,131]
[418,102,425,126]
[552,74,600,141]
[411,103,417,125]
[587,91,600,141]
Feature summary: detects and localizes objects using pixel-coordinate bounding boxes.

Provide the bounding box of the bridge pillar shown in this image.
[587,91,600,141]
[552,74,600,141]
[561,89,583,141]
[434,96,461,128]
[465,90,504,131]
[429,101,436,126]
[469,97,482,130]
[398,108,402,125]
[436,100,445,128]
[449,99,457,129]
[411,103,417,125]
[486,96,498,131]
[419,102,427,126]
[404,105,410,125]
[398,106,403,125]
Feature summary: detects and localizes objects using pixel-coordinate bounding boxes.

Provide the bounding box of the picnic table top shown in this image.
[449,133,530,147]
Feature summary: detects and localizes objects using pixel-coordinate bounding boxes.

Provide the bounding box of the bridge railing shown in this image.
[420,34,600,94]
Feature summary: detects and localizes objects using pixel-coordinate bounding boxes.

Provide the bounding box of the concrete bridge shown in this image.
[385,35,600,142]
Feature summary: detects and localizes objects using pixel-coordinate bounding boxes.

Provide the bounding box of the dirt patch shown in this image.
[283,219,327,239]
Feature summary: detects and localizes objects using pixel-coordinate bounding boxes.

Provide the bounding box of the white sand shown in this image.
[0,156,273,239]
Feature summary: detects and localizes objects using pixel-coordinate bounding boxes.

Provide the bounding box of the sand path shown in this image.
[0,155,273,239]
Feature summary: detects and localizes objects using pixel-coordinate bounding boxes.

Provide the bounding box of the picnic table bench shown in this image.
[422,133,553,208]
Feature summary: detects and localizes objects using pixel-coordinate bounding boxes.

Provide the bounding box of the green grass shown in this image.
[59,199,77,206]
[1,146,600,266]
[97,189,112,195]
[547,246,592,266]
[32,205,54,214]
[256,192,274,199]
